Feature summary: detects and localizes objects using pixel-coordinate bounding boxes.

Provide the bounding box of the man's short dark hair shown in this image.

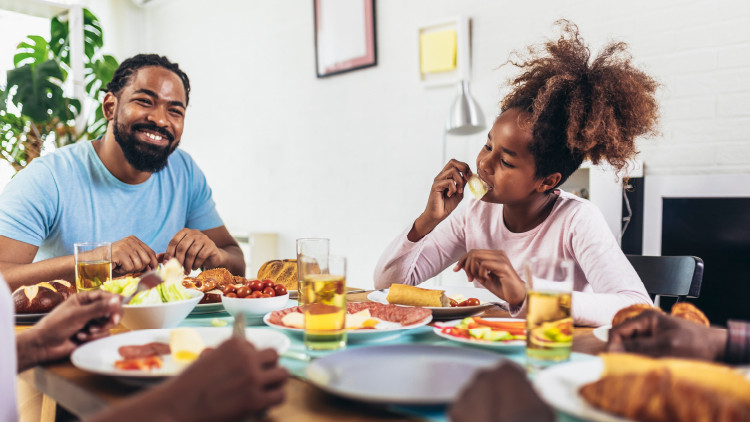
[105,54,191,106]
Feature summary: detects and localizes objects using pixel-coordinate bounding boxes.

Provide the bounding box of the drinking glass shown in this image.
[300,254,347,352]
[296,238,329,305]
[74,242,112,292]
[524,257,574,369]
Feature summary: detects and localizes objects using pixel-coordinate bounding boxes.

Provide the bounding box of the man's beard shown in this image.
[113,116,179,173]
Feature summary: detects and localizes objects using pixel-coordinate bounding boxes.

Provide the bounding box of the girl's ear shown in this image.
[537,173,562,192]
[102,92,117,121]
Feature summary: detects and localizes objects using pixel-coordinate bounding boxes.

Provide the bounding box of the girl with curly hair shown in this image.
[374,21,659,326]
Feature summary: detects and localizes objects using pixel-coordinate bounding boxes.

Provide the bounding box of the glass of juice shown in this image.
[524,257,574,370]
[74,242,112,292]
[300,254,346,352]
[296,238,329,305]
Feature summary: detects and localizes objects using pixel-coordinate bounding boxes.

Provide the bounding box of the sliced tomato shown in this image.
[114,355,163,371]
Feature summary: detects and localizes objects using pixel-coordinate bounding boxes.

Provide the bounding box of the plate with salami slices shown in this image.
[264,302,432,342]
[71,327,289,385]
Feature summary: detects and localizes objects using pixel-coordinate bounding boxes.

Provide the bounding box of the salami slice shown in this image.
[118,342,171,360]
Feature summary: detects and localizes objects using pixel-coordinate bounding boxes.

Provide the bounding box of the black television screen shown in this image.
[662,197,750,326]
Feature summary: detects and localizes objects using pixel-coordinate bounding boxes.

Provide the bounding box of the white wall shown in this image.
[8,0,750,288]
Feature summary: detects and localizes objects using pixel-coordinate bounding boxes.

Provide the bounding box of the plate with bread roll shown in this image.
[13,280,77,324]
[534,352,750,422]
[367,284,505,319]
[593,302,710,342]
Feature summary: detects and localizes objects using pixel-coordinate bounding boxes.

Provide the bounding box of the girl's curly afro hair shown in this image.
[501,20,660,185]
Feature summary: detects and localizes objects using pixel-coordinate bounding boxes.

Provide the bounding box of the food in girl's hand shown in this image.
[386,284,449,307]
[256,259,298,291]
[439,317,526,343]
[579,353,750,422]
[467,174,490,200]
[270,302,432,329]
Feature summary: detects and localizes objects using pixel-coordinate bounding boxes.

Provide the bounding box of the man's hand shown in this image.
[449,361,555,422]
[607,310,727,361]
[453,249,527,306]
[112,235,159,276]
[17,290,122,371]
[163,228,225,274]
[150,338,288,421]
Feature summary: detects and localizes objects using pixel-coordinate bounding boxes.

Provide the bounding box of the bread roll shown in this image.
[386,284,449,307]
[671,302,709,326]
[196,268,234,287]
[13,285,64,314]
[257,259,298,291]
[611,303,662,326]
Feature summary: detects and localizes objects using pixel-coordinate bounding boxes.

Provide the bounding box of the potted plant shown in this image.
[0,8,118,172]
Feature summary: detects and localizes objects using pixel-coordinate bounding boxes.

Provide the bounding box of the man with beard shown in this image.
[0,54,245,289]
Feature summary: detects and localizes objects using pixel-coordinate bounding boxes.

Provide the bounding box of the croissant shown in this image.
[670,302,709,326]
[611,303,663,326]
[580,353,750,422]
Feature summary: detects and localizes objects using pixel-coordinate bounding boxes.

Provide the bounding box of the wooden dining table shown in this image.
[15,289,607,422]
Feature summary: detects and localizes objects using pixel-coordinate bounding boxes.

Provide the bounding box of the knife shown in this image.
[233,313,246,340]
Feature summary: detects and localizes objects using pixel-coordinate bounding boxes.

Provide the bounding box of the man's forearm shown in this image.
[217,245,245,276]
[0,256,77,290]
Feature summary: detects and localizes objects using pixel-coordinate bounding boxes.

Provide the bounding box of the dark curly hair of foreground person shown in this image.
[501,19,660,185]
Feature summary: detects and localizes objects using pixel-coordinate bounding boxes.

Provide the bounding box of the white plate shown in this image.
[367,286,504,319]
[15,312,47,324]
[263,312,432,342]
[305,344,505,405]
[71,327,290,384]
[433,318,526,350]
[593,325,611,342]
[533,358,630,422]
[189,302,225,315]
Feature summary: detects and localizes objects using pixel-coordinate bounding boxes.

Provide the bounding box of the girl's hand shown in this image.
[453,249,527,306]
[410,160,472,241]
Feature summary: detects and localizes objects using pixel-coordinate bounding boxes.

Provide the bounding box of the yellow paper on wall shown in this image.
[420,29,457,74]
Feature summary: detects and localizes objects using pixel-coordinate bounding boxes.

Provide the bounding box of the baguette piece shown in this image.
[386,284,449,307]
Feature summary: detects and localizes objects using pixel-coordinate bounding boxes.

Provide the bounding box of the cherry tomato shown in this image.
[262,286,276,297]
[249,290,263,298]
[260,293,271,298]
[262,279,275,289]
[464,298,481,306]
[274,284,287,296]
[225,292,237,298]
[248,280,263,291]
[236,286,251,298]
[222,285,236,295]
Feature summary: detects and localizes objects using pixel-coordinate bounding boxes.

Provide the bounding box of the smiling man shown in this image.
[0,54,245,289]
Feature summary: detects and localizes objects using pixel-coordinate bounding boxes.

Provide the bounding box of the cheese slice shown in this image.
[170,327,205,364]
[281,312,304,329]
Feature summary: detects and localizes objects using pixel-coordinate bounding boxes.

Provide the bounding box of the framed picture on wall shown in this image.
[314,0,377,78]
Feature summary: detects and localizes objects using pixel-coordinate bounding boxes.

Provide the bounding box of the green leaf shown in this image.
[14,36,51,68]
[50,16,69,63]
[6,61,65,122]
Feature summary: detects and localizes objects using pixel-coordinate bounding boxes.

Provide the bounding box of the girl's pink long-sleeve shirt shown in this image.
[373,191,652,327]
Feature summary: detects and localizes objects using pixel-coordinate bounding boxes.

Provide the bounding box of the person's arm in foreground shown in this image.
[86,338,288,422]
[161,226,245,276]
[606,310,743,362]
[449,360,555,422]
[16,290,122,372]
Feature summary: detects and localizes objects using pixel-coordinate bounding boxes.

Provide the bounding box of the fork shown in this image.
[122,271,164,304]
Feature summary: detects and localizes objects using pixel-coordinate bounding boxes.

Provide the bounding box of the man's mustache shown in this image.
[131,123,175,143]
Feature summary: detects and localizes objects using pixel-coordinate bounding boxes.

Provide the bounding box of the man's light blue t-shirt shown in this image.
[0,141,224,262]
